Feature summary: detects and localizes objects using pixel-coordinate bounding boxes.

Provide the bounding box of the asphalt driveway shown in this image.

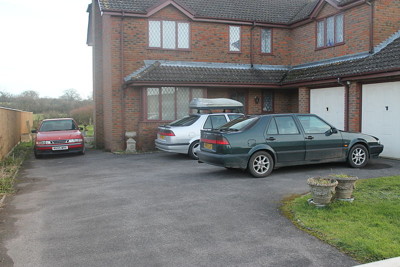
[2,150,400,266]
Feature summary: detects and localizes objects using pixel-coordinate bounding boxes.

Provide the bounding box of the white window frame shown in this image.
[261,28,272,54]
[229,25,241,52]
[148,20,190,50]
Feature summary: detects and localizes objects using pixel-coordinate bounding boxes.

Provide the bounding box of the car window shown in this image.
[204,115,228,129]
[275,116,300,134]
[40,120,76,132]
[298,115,331,134]
[266,118,278,134]
[169,115,199,126]
[228,114,243,121]
[219,116,258,131]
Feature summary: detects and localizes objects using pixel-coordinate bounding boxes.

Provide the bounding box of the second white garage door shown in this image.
[362,82,400,159]
[310,87,345,130]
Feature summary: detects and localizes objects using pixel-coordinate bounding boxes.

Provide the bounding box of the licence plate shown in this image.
[52,146,68,151]
[204,143,213,150]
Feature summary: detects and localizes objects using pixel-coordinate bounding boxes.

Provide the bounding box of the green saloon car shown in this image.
[197,114,384,178]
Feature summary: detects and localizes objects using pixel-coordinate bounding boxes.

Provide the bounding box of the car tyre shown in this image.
[188,140,200,160]
[348,144,368,168]
[248,151,274,178]
[34,151,41,159]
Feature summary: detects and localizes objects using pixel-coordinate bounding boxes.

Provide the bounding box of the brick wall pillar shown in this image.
[348,82,362,132]
[298,87,310,113]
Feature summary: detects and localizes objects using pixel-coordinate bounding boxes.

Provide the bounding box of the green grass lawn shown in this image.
[0,142,32,194]
[282,176,400,263]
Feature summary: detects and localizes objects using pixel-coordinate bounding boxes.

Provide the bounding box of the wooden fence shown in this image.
[0,107,33,160]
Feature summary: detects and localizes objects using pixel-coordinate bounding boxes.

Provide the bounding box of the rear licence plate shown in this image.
[52,146,68,151]
[204,143,213,150]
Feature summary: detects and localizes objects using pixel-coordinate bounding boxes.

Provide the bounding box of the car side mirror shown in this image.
[325,127,338,136]
[79,127,84,131]
[31,129,37,133]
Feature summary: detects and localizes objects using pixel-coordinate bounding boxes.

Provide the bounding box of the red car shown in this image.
[32,118,85,158]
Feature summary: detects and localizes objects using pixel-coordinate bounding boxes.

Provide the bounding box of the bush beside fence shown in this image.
[0,107,33,160]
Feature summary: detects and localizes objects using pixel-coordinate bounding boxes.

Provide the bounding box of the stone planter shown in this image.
[329,175,358,200]
[307,177,338,207]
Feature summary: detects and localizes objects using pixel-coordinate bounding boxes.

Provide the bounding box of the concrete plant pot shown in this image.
[329,174,358,200]
[307,177,338,207]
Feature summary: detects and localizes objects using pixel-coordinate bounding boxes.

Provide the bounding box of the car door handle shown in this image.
[266,137,276,141]
[305,136,314,140]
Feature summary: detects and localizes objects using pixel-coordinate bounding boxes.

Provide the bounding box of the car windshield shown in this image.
[39,120,77,132]
[219,116,259,131]
[168,115,200,126]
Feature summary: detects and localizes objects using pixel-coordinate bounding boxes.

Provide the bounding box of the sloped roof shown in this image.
[126,35,400,86]
[98,0,321,24]
[125,61,286,84]
[284,36,400,83]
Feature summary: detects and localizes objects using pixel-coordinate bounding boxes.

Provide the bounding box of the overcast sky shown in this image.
[0,0,92,99]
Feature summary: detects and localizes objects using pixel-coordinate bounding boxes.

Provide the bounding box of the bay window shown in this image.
[145,87,206,121]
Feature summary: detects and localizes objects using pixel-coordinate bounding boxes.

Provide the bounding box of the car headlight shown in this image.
[67,139,83,143]
[36,140,51,145]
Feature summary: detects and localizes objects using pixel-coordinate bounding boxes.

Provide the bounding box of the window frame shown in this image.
[228,25,242,53]
[315,13,345,50]
[260,28,273,54]
[142,87,206,122]
[148,19,191,51]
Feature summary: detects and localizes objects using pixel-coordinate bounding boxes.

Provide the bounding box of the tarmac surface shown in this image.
[1,149,400,266]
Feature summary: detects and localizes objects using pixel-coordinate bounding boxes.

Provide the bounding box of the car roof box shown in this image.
[189,98,243,112]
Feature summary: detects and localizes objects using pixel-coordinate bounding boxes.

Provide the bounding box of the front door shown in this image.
[297,115,344,161]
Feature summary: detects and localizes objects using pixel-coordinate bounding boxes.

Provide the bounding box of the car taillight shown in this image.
[201,137,230,145]
[159,130,175,136]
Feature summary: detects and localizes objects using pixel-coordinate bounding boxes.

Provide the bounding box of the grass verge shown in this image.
[282,176,400,264]
[0,142,32,195]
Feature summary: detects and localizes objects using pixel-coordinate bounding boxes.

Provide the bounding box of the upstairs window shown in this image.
[316,13,344,48]
[229,26,241,52]
[261,28,272,54]
[149,20,190,50]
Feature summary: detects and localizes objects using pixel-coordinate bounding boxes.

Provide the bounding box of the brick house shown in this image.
[87,0,400,159]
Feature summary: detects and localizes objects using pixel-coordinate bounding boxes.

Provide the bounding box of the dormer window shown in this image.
[148,20,190,50]
[316,13,344,48]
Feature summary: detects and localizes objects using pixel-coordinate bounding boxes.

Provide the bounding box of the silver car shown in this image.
[155,113,243,159]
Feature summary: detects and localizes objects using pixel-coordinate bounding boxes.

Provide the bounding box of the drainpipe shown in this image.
[366,0,374,53]
[120,11,126,147]
[250,21,256,68]
[338,78,351,132]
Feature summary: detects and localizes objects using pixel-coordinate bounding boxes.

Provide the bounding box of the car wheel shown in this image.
[348,144,369,168]
[34,151,41,159]
[188,140,200,160]
[248,151,274,178]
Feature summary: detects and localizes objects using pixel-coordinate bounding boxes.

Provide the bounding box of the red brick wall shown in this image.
[373,0,400,47]
[298,87,310,113]
[92,2,105,148]
[348,82,361,132]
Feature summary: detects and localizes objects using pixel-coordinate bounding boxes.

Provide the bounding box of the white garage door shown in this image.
[310,87,345,130]
[362,82,400,159]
